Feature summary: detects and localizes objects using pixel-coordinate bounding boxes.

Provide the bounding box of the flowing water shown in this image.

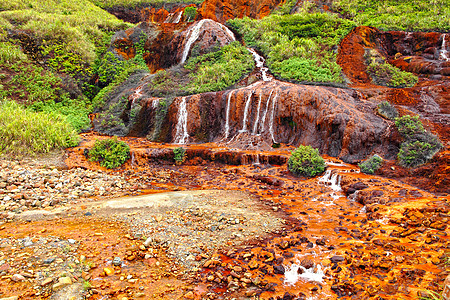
[439,33,449,61]
[247,48,273,81]
[181,19,235,64]
[174,97,189,144]
[239,91,253,132]
[224,92,232,139]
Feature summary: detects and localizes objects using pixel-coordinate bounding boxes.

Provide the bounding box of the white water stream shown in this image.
[247,48,273,81]
[174,97,189,144]
[239,91,253,132]
[269,91,278,143]
[180,19,235,64]
[252,94,262,134]
[439,33,449,61]
[224,92,232,139]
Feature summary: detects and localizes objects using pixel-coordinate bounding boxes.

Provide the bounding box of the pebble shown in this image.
[11,274,25,282]
[112,257,122,266]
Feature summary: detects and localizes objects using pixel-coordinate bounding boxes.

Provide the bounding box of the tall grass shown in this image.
[0,100,79,156]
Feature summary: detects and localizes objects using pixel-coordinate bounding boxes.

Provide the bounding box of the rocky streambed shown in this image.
[0,140,448,300]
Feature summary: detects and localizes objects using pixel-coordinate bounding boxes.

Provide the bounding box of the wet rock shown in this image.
[330,256,345,263]
[112,257,122,266]
[300,259,314,269]
[273,265,285,274]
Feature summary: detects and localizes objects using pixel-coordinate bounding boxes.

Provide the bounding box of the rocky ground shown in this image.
[0,143,449,300]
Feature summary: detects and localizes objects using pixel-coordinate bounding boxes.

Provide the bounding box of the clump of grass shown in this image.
[88,137,130,169]
[377,101,398,120]
[0,42,28,66]
[0,99,79,156]
[227,12,356,84]
[173,147,186,163]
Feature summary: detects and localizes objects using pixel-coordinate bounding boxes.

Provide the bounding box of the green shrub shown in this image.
[288,145,326,177]
[0,42,28,66]
[183,6,197,22]
[0,99,79,156]
[395,115,443,168]
[88,137,130,169]
[367,61,417,88]
[377,101,398,120]
[359,154,383,174]
[173,147,186,163]
[395,115,425,139]
[398,140,439,168]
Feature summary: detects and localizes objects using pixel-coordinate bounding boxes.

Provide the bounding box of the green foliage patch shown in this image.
[332,0,450,31]
[88,0,202,9]
[288,145,326,177]
[184,42,254,93]
[88,137,130,169]
[227,12,356,84]
[367,60,417,88]
[358,154,383,174]
[395,115,442,168]
[0,99,79,156]
[183,6,197,22]
[173,147,186,163]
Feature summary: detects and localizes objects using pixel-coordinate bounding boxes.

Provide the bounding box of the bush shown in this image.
[183,6,197,22]
[288,145,326,177]
[395,115,443,167]
[377,101,398,120]
[359,154,383,174]
[88,137,130,169]
[173,147,186,163]
[367,61,417,88]
[0,100,79,156]
[395,115,425,139]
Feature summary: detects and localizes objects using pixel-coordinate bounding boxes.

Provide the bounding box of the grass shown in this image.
[227,12,356,84]
[0,99,79,156]
[331,0,450,31]
[88,0,202,9]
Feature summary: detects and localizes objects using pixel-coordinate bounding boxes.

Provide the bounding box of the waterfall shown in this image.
[180,19,235,64]
[174,97,189,144]
[224,92,232,139]
[259,90,274,134]
[269,92,278,143]
[129,85,143,105]
[252,94,262,134]
[439,33,449,61]
[152,99,159,109]
[174,11,183,23]
[239,91,253,132]
[247,48,272,82]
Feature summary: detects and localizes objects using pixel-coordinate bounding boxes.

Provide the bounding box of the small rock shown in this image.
[184,291,194,299]
[11,274,26,282]
[41,277,53,286]
[112,257,122,267]
[103,267,114,276]
[330,256,345,263]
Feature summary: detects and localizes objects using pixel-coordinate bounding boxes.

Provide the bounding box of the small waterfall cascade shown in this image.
[224,92,233,139]
[284,261,325,285]
[164,11,183,23]
[152,99,159,109]
[129,85,144,105]
[252,94,262,134]
[247,48,273,82]
[257,90,274,135]
[439,33,449,61]
[180,19,235,64]
[174,97,189,144]
[173,11,183,23]
[318,169,342,192]
[239,91,253,132]
[269,92,278,143]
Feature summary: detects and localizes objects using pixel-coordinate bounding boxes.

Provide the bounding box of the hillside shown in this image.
[0,0,449,299]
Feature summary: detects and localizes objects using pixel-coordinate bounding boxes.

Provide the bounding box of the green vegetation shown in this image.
[332,0,450,31]
[184,42,254,93]
[288,145,326,177]
[0,100,79,156]
[377,101,398,120]
[367,60,417,88]
[88,138,130,168]
[419,289,445,300]
[183,6,198,22]
[228,12,356,83]
[358,154,383,174]
[395,115,442,168]
[89,0,202,9]
[173,147,186,163]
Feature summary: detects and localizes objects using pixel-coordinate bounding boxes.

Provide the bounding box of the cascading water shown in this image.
[439,33,449,61]
[173,11,183,24]
[247,48,273,82]
[129,85,143,105]
[239,92,253,132]
[152,99,159,109]
[284,260,325,285]
[180,19,235,64]
[252,94,262,134]
[269,92,278,143]
[174,97,189,144]
[224,92,232,139]
[258,90,274,135]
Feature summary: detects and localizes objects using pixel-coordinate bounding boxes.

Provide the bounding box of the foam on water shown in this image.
[284,263,325,285]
